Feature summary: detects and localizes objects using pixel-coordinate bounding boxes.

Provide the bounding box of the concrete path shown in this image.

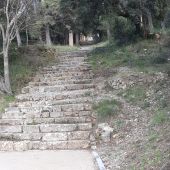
[0,150,96,170]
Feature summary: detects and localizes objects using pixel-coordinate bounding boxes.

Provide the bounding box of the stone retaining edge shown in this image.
[92,151,106,170]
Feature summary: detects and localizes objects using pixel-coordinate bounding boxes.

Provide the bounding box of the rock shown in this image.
[97,123,114,142]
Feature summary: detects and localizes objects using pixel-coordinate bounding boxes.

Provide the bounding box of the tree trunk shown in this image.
[3,46,12,94]
[75,33,79,46]
[26,28,29,46]
[161,21,166,34]
[69,30,74,47]
[33,0,37,14]
[39,35,43,44]
[106,22,111,42]
[16,26,22,47]
[146,10,154,33]
[45,24,52,46]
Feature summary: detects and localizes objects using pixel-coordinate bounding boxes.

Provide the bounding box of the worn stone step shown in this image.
[40,66,92,73]
[33,75,94,83]
[22,84,95,94]
[38,74,93,80]
[0,50,95,151]
[0,140,90,151]
[25,116,91,125]
[3,107,92,119]
[16,89,95,101]
[10,97,93,108]
[0,123,92,134]
[41,71,93,77]
[0,115,92,126]
[0,131,90,142]
[28,79,93,86]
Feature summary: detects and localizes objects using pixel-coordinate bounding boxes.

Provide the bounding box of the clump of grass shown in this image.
[119,86,147,107]
[93,99,121,118]
[113,119,125,131]
[152,110,169,125]
[148,132,159,142]
[0,95,15,113]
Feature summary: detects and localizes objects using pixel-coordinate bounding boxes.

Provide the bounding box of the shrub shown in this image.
[93,99,121,118]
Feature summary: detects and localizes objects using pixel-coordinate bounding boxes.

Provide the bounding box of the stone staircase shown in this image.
[0,50,95,151]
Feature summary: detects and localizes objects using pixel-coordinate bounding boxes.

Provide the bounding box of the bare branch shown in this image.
[0,24,5,40]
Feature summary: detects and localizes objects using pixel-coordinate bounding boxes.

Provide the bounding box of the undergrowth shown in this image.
[93,99,121,118]
[88,38,170,74]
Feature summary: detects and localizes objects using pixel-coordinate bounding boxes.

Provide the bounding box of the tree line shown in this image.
[0,0,169,94]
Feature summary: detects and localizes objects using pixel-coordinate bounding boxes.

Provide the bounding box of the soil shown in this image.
[93,68,170,170]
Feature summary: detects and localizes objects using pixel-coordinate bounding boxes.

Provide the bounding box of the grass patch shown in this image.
[119,86,147,107]
[88,38,170,74]
[0,95,15,113]
[113,119,125,131]
[93,99,121,118]
[148,132,159,142]
[152,110,169,125]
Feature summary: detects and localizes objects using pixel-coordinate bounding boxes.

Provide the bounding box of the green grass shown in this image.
[88,38,170,74]
[148,132,159,142]
[152,110,169,125]
[93,99,121,118]
[119,86,147,107]
[0,95,15,113]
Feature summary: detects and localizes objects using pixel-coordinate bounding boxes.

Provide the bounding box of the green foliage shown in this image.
[93,99,121,118]
[113,16,136,45]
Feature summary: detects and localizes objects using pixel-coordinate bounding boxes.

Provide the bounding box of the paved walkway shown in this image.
[0,150,96,170]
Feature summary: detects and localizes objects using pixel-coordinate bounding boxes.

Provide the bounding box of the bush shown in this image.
[113,16,136,45]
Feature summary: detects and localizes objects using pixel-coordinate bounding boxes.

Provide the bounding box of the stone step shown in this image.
[33,75,94,82]
[0,116,92,126]
[21,84,95,94]
[0,131,90,142]
[10,97,93,108]
[28,79,93,86]
[0,140,90,151]
[0,123,92,134]
[3,109,92,119]
[39,74,94,79]
[16,89,94,102]
[41,66,92,72]
[3,103,92,118]
[0,51,95,151]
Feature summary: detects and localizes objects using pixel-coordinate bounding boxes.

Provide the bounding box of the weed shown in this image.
[148,132,159,142]
[113,119,125,130]
[0,95,15,113]
[84,91,91,97]
[152,110,169,125]
[120,86,147,107]
[93,99,121,118]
